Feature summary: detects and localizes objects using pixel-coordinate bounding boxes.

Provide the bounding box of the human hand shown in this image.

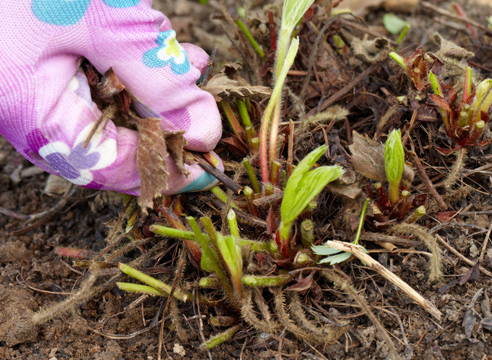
[0,0,222,196]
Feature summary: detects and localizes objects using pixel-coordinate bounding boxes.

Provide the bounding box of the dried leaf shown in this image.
[349,131,414,184]
[95,67,126,100]
[285,271,315,292]
[203,73,272,101]
[135,117,169,212]
[163,130,189,176]
[434,211,458,223]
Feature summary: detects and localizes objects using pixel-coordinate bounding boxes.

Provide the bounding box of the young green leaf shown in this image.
[311,245,342,256]
[318,251,352,265]
[383,13,410,35]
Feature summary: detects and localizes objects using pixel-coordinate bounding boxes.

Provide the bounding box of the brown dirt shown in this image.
[1,1,492,359]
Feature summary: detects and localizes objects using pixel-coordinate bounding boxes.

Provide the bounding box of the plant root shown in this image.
[32,265,100,325]
[388,223,443,282]
[443,148,467,189]
[322,270,401,360]
[241,290,281,333]
[289,293,348,344]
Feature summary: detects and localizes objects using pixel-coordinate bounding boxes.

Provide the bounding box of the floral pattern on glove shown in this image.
[143,30,190,75]
[31,0,140,26]
[36,124,117,186]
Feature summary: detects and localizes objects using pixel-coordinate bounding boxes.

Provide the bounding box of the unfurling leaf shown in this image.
[135,117,169,212]
[279,145,344,241]
[384,129,405,204]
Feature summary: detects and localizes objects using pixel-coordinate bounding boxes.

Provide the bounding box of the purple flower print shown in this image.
[43,143,100,181]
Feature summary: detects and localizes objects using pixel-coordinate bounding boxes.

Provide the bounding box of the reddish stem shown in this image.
[268,10,277,51]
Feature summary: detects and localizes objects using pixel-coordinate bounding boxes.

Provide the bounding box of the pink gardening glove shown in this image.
[0,0,222,196]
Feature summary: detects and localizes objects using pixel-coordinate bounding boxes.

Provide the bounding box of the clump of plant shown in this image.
[428,66,492,153]
[389,47,441,92]
[115,146,346,349]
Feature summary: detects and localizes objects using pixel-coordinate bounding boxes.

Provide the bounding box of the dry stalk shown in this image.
[388,223,443,283]
[322,270,401,360]
[323,240,442,320]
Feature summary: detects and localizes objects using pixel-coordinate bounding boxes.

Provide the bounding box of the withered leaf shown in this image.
[163,130,189,176]
[203,73,271,102]
[285,271,315,292]
[135,117,169,213]
[349,131,414,184]
[95,67,126,100]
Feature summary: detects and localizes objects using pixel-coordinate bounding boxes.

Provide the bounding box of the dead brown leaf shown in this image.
[135,117,170,213]
[163,130,189,176]
[349,131,414,184]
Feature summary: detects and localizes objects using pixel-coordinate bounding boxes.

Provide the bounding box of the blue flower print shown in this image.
[178,172,218,193]
[31,0,140,26]
[143,31,191,75]
[103,0,140,7]
[31,0,91,26]
[37,124,117,186]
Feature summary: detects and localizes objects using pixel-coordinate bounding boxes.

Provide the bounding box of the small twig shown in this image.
[479,223,492,263]
[312,62,382,115]
[435,234,492,278]
[194,154,242,194]
[421,1,492,36]
[200,48,217,87]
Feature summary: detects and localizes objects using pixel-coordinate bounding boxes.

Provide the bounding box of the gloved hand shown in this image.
[0,0,223,196]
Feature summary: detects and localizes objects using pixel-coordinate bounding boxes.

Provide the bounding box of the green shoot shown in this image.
[279,145,344,258]
[384,129,404,204]
[388,52,408,75]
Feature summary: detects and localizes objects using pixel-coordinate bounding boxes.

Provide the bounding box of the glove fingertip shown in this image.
[181,43,210,74]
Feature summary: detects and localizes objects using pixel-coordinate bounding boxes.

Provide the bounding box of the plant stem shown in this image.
[188,217,240,311]
[388,182,400,204]
[117,283,167,297]
[221,101,243,140]
[118,263,190,302]
[210,186,240,209]
[241,274,291,287]
[353,199,369,245]
[227,210,240,238]
[242,158,261,194]
[235,19,265,60]
[243,186,260,217]
[301,219,314,247]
